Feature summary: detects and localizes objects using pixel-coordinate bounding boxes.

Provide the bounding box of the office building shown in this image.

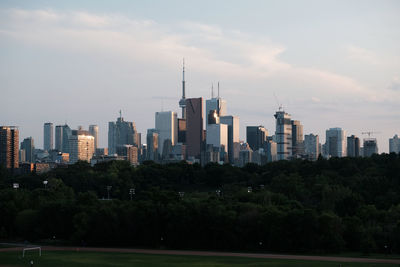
[89,125,99,151]
[238,142,252,167]
[55,124,72,153]
[178,118,186,143]
[43,122,53,151]
[304,134,320,160]
[116,145,138,165]
[68,129,95,163]
[108,113,138,155]
[266,137,277,162]
[146,129,159,161]
[205,87,227,132]
[274,110,292,160]
[55,125,63,151]
[363,138,378,157]
[291,120,305,157]
[220,115,240,164]
[246,126,268,152]
[0,126,19,170]
[185,97,203,159]
[155,111,178,156]
[390,134,400,154]
[325,128,346,157]
[20,137,34,163]
[347,135,360,157]
[206,123,228,159]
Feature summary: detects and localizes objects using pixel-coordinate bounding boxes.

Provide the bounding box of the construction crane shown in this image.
[361,131,381,138]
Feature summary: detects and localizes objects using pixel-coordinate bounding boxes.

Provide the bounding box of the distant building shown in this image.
[363,138,378,157]
[21,137,34,163]
[177,118,186,143]
[347,135,360,157]
[62,125,72,153]
[274,110,292,160]
[291,120,305,157]
[55,125,63,151]
[185,97,203,160]
[325,128,346,158]
[389,134,400,154]
[246,126,268,152]
[146,128,159,161]
[238,142,252,167]
[68,130,95,163]
[96,148,108,156]
[108,114,138,155]
[220,115,240,164]
[266,137,277,162]
[0,126,19,170]
[116,145,138,165]
[43,122,53,151]
[19,149,26,163]
[206,123,228,162]
[304,134,320,160]
[155,111,178,156]
[89,125,99,151]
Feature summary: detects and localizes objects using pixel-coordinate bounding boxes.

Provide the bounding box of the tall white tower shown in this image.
[274,110,292,160]
[179,59,186,119]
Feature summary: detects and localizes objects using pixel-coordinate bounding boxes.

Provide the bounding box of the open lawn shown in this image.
[0,250,398,267]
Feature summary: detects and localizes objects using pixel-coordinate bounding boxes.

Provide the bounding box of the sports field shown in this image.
[0,248,399,267]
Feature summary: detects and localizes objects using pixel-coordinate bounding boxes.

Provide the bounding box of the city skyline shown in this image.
[1,1,399,152]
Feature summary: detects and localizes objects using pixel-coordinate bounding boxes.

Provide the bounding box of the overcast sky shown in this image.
[1,0,399,152]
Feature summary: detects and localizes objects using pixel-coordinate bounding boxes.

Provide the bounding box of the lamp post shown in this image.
[13,183,19,189]
[106,186,112,200]
[43,180,48,189]
[129,188,135,200]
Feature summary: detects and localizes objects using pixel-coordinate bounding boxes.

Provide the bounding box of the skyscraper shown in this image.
[155,111,178,156]
[347,135,360,157]
[389,134,400,154]
[291,120,304,157]
[43,122,53,151]
[68,129,95,163]
[220,115,240,164]
[61,124,72,153]
[108,113,138,155]
[55,125,63,151]
[246,126,268,152]
[20,137,34,163]
[185,97,203,159]
[274,110,292,160]
[304,134,320,160]
[205,85,227,132]
[325,128,346,157]
[0,126,19,170]
[89,125,99,150]
[146,128,159,161]
[363,138,378,157]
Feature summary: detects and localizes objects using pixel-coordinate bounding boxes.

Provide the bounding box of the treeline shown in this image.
[0,153,400,254]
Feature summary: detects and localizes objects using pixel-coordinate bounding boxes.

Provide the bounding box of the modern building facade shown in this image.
[43,122,53,151]
[220,115,240,164]
[389,135,400,154]
[55,125,63,151]
[325,128,346,158]
[89,125,99,151]
[291,120,304,157]
[304,134,320,160]
[21,137,34,163]
[274,110,292,160]
[108,115,138,155]
[155,111,178,156]
[246,126,268,152]
[68,130,95,163]
[185,97,203,159]
[347,135,360,157]
[363,138,378,157]
[146,128,159,161]
[0,126,19,170]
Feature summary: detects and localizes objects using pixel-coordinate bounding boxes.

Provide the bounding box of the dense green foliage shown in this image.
[1,154,400,254]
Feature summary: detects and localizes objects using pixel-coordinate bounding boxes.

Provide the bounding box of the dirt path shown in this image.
[1,246,400,264]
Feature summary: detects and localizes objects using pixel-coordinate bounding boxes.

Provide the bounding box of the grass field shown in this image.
[0,250,398,267]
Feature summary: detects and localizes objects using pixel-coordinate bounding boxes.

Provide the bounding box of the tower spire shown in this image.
[218,81,220,98]
[211,83,214,98]
[179,58,187,119]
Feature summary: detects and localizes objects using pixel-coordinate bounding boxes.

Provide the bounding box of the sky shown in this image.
[1,0,399,152]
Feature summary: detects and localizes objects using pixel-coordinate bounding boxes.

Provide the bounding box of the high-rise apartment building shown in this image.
[347,135,360,157]
[274,110,292,160]
[43,122,53,151]
[185,98,203,159]
[304,134,319,160]
[220,115,240,164]
[389,134,400,154]
[108,114,138,155]
[0,126,19,170]
[89,125,99,151]
[20,137,34,163]
[325,128,346,157]
[363,138,378,157]
[291,120,304,157]
[155,111,178,156]
[68,130,95,163]
[246,126,268,152]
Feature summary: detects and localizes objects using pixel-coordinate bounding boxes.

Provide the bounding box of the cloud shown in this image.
[346,45,379,65]
[389,77,400,91]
